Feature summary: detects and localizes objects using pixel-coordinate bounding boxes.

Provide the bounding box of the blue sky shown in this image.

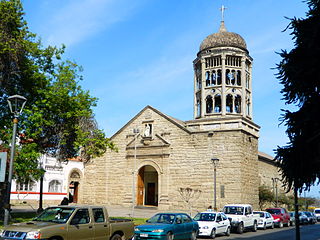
[21,0,318,197]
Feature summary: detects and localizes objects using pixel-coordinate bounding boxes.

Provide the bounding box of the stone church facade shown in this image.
[80,20,281,211]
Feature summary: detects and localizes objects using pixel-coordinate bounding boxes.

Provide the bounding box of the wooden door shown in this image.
[137,167,144,205]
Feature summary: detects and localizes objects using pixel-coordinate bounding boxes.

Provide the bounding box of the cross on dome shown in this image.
[220,5,227,22]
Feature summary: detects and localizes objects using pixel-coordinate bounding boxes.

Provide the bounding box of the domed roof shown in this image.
[200,21,247,51]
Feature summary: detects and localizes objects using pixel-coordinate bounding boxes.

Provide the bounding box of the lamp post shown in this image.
[211,158,219,211]
[132,128,139,218]
[37,156,45,214]
[272,177,280,207]
[4,95,27,226]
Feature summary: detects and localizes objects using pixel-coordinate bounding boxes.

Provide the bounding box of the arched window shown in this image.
[214,94,221,113]
[211,71,216,86]
[226,94,233,113]
[237,70,241,86]
[217,70,222,85]
[49,180,62,192]
[231,70,236,85]
[246,101,250,116]
[206,96,213,113]
[206,71,210,86]
[235,95,241,113]
[225,69,231,85]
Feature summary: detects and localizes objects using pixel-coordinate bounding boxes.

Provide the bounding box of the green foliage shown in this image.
[259,185,274,209]
[0,0,115,182]
[275,0,320,192]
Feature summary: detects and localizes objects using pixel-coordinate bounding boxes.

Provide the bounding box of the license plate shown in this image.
[140,233,148,237]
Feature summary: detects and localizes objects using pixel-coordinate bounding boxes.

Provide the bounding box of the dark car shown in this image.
[134,213,199,240]
[304,211,317,224]
[266,208,291,228]
[290,211,309,225]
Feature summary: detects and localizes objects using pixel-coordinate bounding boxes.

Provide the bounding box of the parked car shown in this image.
[265,208,291,228]
[304,211,317,224]
[0,205,134,240]
[314,208,320,222]
[193,211,231,238]
[289,212,296,226]
[223,204,259,234]
[134,213,199,240]
[253,211,274,230]
[289,211,309,225]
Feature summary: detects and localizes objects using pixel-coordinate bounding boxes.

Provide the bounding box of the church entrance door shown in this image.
[137,165,158,206]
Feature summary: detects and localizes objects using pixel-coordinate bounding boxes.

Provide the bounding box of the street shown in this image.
[197,224,320,240]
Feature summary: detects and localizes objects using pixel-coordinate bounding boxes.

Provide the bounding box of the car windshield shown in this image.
[253,212,264,217]
[266,209,281,215]
[194,213,216,221]
[223,206,244,215]
[147,214,175,224]
[33,207,75,223]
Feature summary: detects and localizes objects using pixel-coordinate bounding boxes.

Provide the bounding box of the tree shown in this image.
[258,185,274,209]
[275,0,320,192]
[0,0,115,182]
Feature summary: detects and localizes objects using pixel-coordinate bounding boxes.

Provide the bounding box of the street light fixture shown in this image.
[211,158,219,211]
[4,95,27,226]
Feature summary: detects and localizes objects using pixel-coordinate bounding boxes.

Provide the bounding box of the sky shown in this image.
[20,0,319,197]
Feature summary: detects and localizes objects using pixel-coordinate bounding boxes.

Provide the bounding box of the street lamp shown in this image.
[211,158,219,211]
[4,95,27,226]
[272,177,280,207]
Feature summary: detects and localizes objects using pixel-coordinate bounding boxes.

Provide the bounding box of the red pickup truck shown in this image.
[265,208,291,228]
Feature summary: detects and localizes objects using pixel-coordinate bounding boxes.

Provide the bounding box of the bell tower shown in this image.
[193,8,253,121]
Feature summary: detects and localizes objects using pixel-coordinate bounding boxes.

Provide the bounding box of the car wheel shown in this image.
[166,232,174,240]
[279,221,283,228]
[237,222,244,234]
[252,222,257,232]
[225,227,231,236]
[263,223,267,230]
[111,234,122,240]
[210,229,216,239]
[190,231,197,240]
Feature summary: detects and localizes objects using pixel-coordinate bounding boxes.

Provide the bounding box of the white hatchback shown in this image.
[253,211,274,230]
[194,211,231,238]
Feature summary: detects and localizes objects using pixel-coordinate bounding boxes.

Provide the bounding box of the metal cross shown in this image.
[220,5,227,22]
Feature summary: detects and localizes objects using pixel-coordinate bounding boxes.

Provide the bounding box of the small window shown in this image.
[144,124,152,137]
[217,70,222,85]
[93,208,105,223]
[211,71,216,85]
[214,94,221,113]
[226,94,233,113]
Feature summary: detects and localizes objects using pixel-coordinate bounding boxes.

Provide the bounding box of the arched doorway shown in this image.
[69,170,81,203]
[137,165,158,206]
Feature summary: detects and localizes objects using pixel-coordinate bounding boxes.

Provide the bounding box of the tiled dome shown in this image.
[200,21,247,51]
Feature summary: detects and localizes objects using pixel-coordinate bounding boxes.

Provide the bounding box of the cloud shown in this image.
[43,0,142,47]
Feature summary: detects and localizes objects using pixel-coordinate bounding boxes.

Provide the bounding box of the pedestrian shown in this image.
[60,197,69,205]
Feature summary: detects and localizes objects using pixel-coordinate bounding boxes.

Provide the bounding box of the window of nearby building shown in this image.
[214,94,221,113]
[226,94,233,113]
[206,95,213,113]
[16,180,36,191]
[48,180,62,192]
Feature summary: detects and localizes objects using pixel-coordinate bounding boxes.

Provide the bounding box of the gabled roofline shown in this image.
[111,105,191,140]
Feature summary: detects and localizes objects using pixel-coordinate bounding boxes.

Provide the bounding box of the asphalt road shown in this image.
[197,223,320,240]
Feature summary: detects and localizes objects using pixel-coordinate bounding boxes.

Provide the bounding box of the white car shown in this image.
[314,208,320,222]
[194,211,231,238]
[253,211,274,230]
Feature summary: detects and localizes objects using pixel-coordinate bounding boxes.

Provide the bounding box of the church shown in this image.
[79,16,281,211]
